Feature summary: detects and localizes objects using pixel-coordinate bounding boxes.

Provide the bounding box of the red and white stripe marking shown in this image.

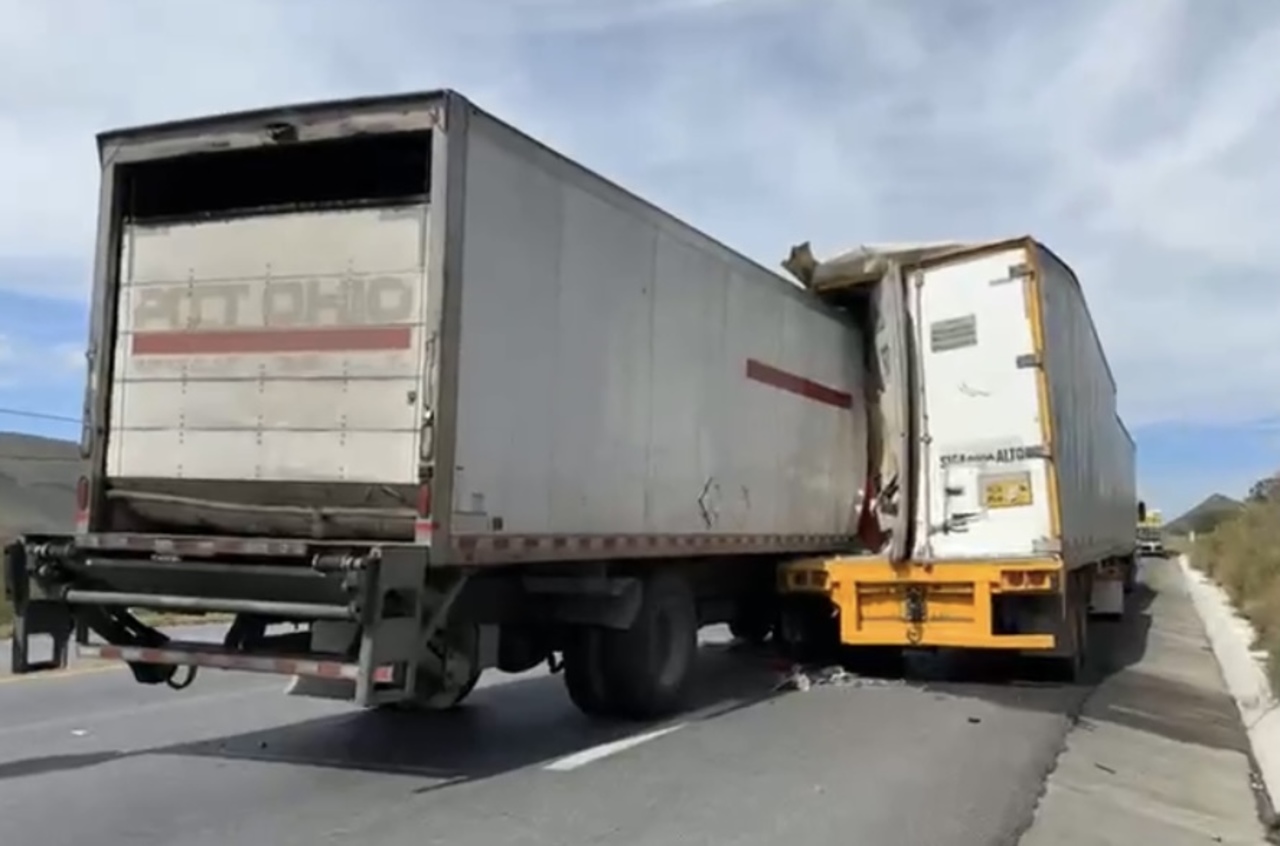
[78,643,396,683]
[450,533,856,564]
[77,532,312,559]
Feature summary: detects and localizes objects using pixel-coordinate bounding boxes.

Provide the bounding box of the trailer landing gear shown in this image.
[560,570,698,721]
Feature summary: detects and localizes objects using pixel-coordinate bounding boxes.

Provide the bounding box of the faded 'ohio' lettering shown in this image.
[131,276,416,331]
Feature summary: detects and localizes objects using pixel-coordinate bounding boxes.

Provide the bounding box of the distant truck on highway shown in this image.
[3,89,1137,719]
[1137,506,1166,558]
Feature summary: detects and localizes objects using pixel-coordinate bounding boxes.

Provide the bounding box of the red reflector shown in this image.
[75,476,89,511]
[1027,571,1048,587]
[1006,571,1026,586]
[416,483,432,517]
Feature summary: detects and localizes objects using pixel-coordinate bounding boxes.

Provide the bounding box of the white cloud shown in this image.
[0,332,83,390]
[1,0,1278,430]
[0,335,13,388]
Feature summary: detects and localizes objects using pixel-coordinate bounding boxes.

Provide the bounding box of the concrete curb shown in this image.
[1179,554,1280,806]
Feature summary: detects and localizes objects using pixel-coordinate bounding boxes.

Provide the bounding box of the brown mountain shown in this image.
[0,432,83,540]
[1164,493,1246,536]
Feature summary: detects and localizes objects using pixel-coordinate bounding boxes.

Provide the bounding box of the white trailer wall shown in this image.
[444,112,868,561]
[1035,245,1136,569]
[905,239,1134,567]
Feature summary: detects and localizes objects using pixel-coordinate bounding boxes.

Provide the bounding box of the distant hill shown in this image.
[0,432,83,540]
[1165,493,1246,536]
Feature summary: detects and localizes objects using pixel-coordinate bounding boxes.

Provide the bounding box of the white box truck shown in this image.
[5,90,873,718]
[3,91,1137,719]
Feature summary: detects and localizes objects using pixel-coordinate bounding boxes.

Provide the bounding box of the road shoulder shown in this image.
[1020,557,1273,846]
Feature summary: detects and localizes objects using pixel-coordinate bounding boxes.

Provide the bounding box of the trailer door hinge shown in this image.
[1016,352,1042,369]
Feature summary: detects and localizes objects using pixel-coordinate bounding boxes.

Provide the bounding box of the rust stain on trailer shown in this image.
[131,324,413,355]
[744,358,853,410]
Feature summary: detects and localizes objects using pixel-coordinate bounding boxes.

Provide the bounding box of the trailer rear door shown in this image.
[106,205,431,484]
[912,244,1056,560]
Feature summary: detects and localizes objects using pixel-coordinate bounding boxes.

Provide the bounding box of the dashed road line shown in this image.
[544,723,688,771]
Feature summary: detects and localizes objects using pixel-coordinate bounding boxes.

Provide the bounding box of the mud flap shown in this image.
[1090,574,1126,618]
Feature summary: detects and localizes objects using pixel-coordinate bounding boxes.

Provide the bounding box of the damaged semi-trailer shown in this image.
[4,90,880,719]
[774,238,1138,680]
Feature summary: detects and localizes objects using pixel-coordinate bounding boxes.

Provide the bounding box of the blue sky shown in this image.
[2,0,1279,517]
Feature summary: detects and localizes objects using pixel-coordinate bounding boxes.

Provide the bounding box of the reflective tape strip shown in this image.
[450,533,856,563]
[79,644,395,683]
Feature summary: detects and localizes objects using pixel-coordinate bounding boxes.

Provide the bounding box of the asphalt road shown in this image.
[0,590,1155,846]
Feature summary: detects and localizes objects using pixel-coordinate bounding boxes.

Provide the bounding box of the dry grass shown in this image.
[1191,497,1280,685]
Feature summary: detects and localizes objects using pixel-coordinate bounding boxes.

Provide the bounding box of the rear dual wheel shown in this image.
[562,571,698,721]
[1122,556,1139,594]
[1047,569,1090,683]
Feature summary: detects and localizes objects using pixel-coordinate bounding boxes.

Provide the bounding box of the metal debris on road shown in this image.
[774,664,906,692]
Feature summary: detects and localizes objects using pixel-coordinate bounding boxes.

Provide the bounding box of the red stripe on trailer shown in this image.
[131,324,413,356]
[744,358,854,410]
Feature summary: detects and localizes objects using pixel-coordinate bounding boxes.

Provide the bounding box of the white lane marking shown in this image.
[544,723,687,772]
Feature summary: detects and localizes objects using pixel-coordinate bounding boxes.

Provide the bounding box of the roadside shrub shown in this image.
[1192,498,1280,684]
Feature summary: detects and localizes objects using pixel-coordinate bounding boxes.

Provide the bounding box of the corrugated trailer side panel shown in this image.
[1035,245,1135,569]
[1116,413,1137,539]
[441,108,868,564]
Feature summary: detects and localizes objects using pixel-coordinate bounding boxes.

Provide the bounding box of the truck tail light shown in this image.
[414,482,434,545]
[74,475,90,534]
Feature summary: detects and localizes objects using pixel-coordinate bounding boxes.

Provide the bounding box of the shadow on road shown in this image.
[911,579,1155,708]
[160,642,784,788]
[0,560,1191,788]
[0,751,125,782]
[0,643,786,785]
[779,569,1161,722]
[1081,558,1253,755]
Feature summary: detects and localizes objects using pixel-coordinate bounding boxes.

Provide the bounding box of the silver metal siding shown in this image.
[446,111,868,549]
[1036,245,1136,568]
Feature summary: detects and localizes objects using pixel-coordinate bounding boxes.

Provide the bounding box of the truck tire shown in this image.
[599,571,698,720]
[562,626,615,718]
[406,666,482,711]
[1048,571,1089,683]
[378,665,482,713]
[1122,555,1138,594]
[390,620,483,712]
